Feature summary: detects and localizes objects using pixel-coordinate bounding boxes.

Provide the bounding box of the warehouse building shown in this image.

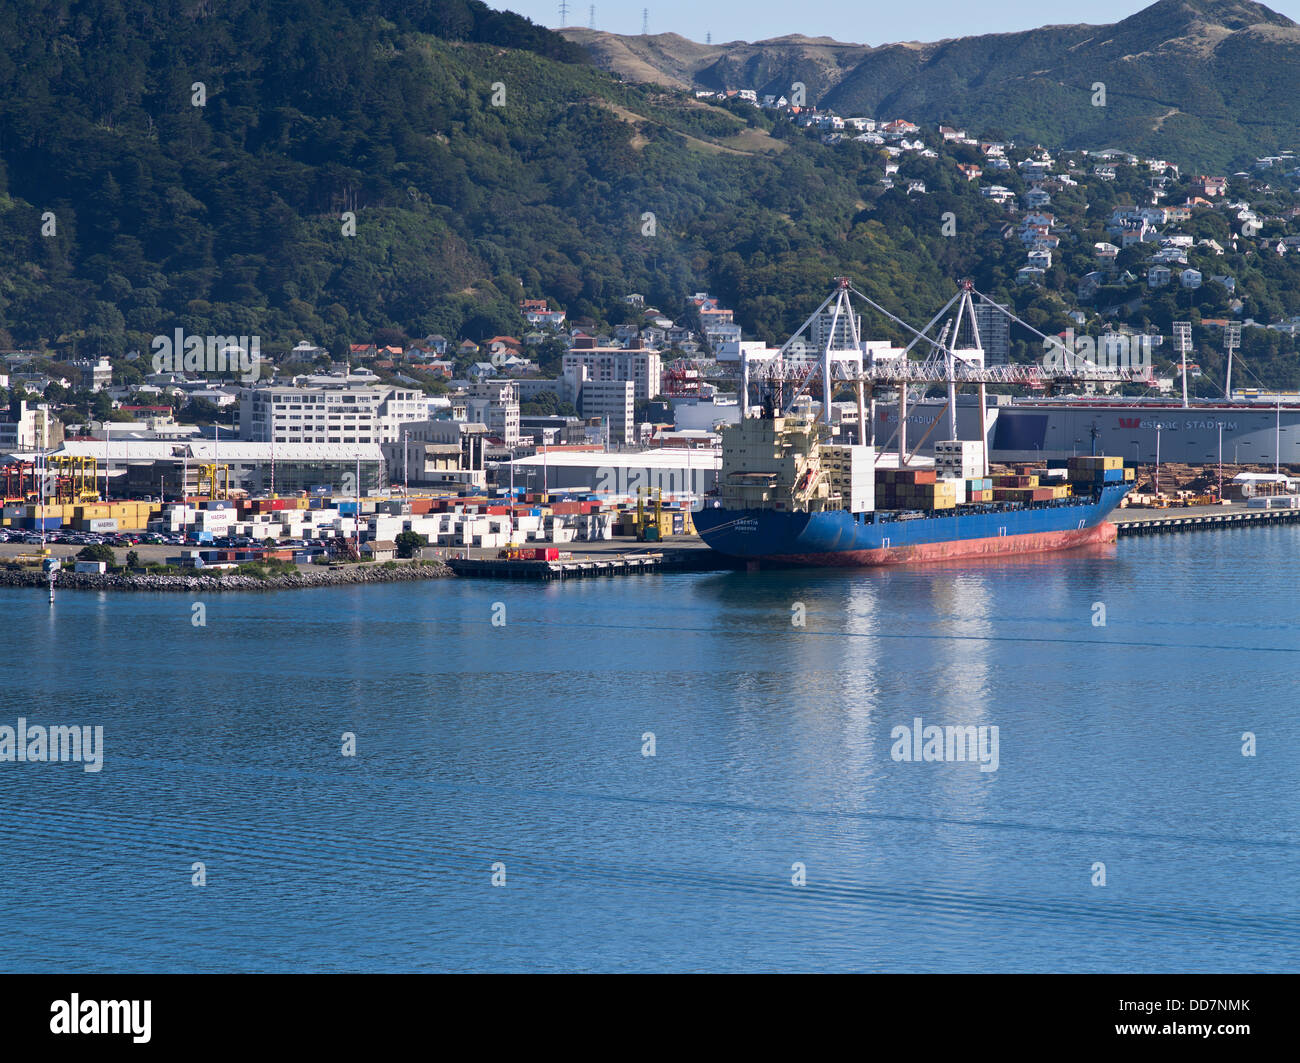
[46,440,387,497]
[504,448,720,497]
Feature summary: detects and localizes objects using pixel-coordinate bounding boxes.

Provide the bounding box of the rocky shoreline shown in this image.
[0,560,453,592]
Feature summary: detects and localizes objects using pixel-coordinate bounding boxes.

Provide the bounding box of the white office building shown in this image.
[239,380,425,444]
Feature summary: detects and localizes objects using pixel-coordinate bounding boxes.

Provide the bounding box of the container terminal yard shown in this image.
[2,457,1297,581]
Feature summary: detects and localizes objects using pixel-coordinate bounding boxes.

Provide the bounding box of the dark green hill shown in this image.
[0,0,965,356]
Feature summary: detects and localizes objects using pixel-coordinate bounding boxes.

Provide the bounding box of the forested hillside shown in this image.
[3,0,946,357]
[0,0,1299,391]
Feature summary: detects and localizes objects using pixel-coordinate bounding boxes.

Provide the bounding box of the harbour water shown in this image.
[1,526,1297,972]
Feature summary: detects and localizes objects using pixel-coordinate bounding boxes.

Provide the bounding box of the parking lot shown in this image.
[0,528,326,565]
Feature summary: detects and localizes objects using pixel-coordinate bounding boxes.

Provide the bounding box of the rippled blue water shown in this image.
[1,526,1297,971]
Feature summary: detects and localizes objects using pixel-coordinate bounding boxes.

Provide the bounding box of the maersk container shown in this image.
[87,518,118,532]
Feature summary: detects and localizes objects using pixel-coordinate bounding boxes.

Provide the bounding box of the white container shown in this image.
[74,560,108,574]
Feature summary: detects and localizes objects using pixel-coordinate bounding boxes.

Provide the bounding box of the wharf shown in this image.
[447,551,667,580]
[1113,504,1300,536]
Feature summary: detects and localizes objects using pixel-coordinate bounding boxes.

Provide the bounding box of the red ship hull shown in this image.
[767,521,1117,567]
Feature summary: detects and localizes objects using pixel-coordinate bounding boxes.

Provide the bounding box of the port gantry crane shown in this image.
[739,277,1154,475]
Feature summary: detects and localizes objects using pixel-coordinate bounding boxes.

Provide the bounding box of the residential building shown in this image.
[68,356,112,392]
[578,379,636,445]
[971,302,1010,366]
[520,299,566,328]
[1077,271,1106,302]
[465,380,520,445]
[561,339,662,403]
[0,400,64,451]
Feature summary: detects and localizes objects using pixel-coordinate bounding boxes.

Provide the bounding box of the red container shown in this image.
[531,547,559,561]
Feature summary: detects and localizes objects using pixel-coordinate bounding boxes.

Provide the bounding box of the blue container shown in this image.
[337,502,359,516]
[1103,468,1124,482]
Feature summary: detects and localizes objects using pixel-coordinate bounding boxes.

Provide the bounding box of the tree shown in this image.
[77,544,116,564]
[179,398,224,424]
[125,550,140,569]
[395,530,427,558]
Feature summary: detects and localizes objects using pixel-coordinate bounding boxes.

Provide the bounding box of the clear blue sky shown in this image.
[492,0,1300,45]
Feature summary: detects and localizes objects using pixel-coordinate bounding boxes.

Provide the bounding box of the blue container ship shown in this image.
[694,410,1131,566]
[694,278,1139,567]
[695,479,1130,566]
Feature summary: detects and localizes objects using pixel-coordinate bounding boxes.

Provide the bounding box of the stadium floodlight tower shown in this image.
[1172,321,1193,408]
[1223,323,1241,399]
